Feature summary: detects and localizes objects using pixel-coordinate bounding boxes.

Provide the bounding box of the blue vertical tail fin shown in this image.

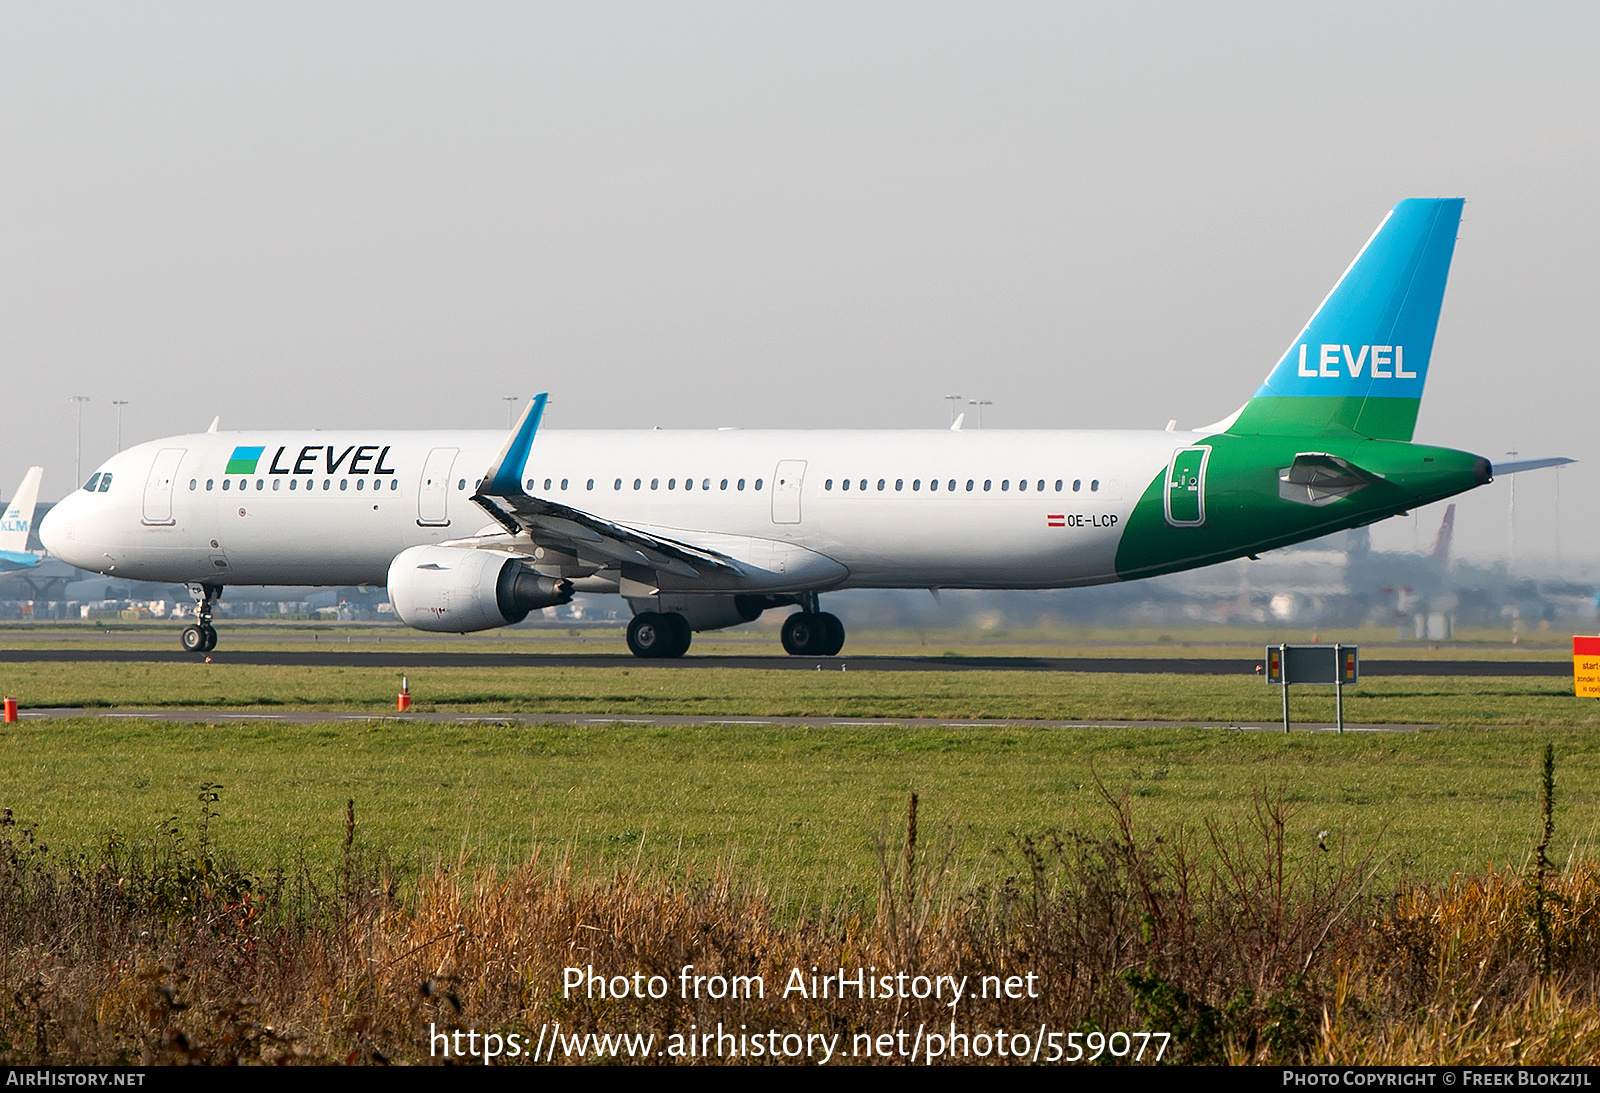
[1228,198,1464,441]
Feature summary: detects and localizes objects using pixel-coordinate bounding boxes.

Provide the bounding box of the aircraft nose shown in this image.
[39,493,97,567]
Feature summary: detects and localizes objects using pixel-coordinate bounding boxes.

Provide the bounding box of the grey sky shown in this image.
[2,3,1595,565]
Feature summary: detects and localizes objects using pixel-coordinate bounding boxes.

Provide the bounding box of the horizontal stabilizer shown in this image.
[0,549,41,572]
[1491,456,1574,476]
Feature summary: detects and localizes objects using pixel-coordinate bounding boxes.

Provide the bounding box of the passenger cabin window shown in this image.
[825,479,833,490]
[1091,480,1100,492]
[561,479,569,490]
[272,479,280,491]
[223,479,231,491]
[1019,479,1027,492]
[720,479,728,490]
[1055,480,1063,491]
[1073,479,1081,492]
[206,479,214,490]
[984,479,992,491]
[290,479,298,490]
[737,479,746,490]
[189,479,197,490]
[755,479,763,490]
[877,479,885,491]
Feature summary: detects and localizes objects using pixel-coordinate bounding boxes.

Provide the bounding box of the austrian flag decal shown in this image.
[1047,514,1065,528]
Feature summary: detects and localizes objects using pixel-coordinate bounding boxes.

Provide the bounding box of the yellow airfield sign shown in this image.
[1574,637,1600,697]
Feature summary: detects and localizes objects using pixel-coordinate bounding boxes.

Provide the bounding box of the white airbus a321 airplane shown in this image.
[39,199,1567,658]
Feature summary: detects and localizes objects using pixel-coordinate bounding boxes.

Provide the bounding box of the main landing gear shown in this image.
[621,593,847,659]
[181,582,221,654]
[781,609,845,656]
[627,611,692,659]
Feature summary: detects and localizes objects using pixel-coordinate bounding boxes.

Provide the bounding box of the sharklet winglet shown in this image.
[481,393,548,498]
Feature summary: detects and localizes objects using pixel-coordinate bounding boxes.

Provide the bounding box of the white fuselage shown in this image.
[42,428,1182,592]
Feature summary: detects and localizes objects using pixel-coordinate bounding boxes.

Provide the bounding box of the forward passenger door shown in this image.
[141,448,186,526]
[417,447,459,526]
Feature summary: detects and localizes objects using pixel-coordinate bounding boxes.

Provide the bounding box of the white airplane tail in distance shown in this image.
[0,466,44,572]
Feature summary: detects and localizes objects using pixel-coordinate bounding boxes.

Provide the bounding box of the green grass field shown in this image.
[0,659,1592,725]
[2,676,1597,900]
[2,623,1594,901]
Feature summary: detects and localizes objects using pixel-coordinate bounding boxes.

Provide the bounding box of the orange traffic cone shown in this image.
[398,677,412,713]
[3,697,16,723]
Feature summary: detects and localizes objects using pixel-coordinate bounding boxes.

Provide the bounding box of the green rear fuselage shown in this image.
[1115,431,1490,581]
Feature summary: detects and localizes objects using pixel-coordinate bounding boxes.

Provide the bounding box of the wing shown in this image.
[466,394,742,586]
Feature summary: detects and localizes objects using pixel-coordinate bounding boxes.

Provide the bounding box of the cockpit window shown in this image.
[97,474,113,492]
[83,473,101,492]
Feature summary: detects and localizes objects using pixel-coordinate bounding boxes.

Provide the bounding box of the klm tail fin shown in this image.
[0,467,43,554]
[1228,198,1464,441]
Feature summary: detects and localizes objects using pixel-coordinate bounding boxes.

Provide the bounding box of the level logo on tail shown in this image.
[1229,197,1464,441]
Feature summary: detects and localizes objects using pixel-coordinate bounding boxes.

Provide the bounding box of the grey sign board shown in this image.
[1263,644,1359,731]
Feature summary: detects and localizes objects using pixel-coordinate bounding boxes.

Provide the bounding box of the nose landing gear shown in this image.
[181,582,221,653]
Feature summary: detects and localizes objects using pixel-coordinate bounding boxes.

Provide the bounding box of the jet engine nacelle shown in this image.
[387,545,573,632]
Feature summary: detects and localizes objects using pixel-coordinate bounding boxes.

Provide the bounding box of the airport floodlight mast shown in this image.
[1555,465,1563,559]
[503,396,519,428]
[112,400,130,452]
[969,399,993,428]
[1506,449,1518,569]
[69,395,90,484]
[944,394,963,425]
